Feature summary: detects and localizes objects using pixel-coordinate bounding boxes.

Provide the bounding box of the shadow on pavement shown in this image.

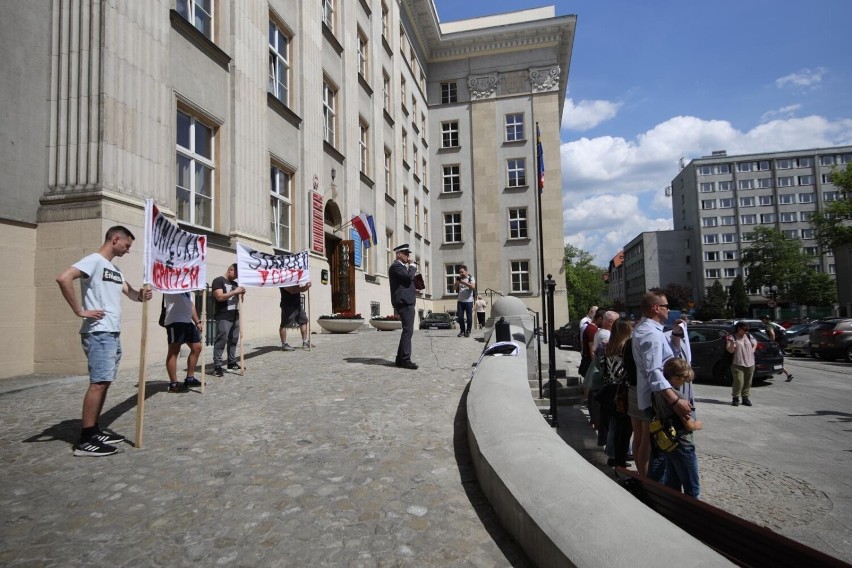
[452,384,532,568]
[343,357,396,366]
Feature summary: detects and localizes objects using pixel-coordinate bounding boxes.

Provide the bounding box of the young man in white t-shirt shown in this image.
[56,226,152,457]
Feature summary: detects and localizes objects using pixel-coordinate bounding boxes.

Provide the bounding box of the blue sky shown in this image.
[433,0,852,265]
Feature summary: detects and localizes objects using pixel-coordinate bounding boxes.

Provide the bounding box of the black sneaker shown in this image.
[73,438,119,457]
[184,377,202,387]
[168,382,188,393]
[213,367,224,377]
[227,363,241,370]
[91,430,125,445]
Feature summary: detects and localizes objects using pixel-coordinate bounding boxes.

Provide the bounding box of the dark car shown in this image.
[419,312,454,330]
[553,321,581,350]
[686,324,784,384]
[809,318,852,362]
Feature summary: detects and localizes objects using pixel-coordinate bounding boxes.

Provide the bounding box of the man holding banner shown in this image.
[212,264,245,376]
[56,226,153,457]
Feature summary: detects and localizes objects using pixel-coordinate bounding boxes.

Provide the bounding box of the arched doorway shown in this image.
[324,201,356,314]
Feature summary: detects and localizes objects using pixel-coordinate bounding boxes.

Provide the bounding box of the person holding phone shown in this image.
[453,265,476,338]
[727,321,756,407]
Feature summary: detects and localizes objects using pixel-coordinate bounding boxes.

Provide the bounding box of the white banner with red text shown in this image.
[236,243,310,288]
[143,199,207,292]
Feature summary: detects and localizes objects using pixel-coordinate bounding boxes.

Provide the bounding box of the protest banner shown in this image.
[236,243,310,288]
[143,199,207,293]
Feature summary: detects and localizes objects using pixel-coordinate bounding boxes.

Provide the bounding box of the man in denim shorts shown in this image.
[56,226,152,456]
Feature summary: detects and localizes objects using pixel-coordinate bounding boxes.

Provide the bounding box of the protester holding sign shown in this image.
[212,264,244,376]
[163,292,203,392]
[56,226,153,457]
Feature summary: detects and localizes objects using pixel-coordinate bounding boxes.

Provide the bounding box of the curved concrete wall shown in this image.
[467,314,733,567]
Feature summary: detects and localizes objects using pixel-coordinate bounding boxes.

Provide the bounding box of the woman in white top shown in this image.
[726,321,756,407]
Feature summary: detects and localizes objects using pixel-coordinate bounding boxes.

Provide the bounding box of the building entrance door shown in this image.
[327,238,356,314]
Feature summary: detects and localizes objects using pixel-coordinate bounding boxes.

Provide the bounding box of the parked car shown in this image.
[419,312,454,330]
[784,322,812,339]
[786,324,816,357]
[686,324,785,384]
[809,318,852,362]
[553,321,581,350]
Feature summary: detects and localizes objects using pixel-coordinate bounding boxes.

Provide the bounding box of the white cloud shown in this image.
[560,114,852,265]
[775,67,827,89]
[761,104,801,122]
[562,97,622,131]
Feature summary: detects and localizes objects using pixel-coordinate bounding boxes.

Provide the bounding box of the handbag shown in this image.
[414,273,425,290]
[650,416,679,452]
[583,356,604,390]
[614,383,628,414]
[158,297,166,327]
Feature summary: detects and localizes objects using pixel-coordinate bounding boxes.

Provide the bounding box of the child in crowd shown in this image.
[654,358,703,498]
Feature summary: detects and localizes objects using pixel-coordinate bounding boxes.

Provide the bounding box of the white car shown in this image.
[786,326,813,357]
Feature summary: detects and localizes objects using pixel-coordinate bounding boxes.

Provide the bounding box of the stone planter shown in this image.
[369,318,403,331]
[316,318,364,334]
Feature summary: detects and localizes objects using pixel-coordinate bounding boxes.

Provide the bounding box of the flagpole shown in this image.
[535,122,547,343]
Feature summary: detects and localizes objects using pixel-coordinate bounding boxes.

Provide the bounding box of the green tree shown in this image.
[739,226,809,299]
[790,270,837,306]
[695,280,728,321]
[651,283,692,310]
[728,275,750,317]
[562,244,607,320]
[812,163,852,251]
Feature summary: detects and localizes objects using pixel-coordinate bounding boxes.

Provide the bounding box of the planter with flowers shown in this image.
[369,314,403,331]
[316,312,364,334]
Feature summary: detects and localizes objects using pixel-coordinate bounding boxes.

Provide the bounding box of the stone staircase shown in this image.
[531,364,584,412]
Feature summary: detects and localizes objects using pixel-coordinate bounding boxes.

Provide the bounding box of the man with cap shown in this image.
[389,244,418,369]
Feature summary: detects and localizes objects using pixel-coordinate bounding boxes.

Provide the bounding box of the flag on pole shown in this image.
[143,199,207,292]
[236,243,310,287]
[365,214,378,248]
[351,213,371,242]
[536,123,545,193]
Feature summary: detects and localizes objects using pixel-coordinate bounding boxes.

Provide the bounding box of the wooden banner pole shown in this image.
[306,287,312,351]
[238,293,245,375]
[200,287,207,394]
[134,285,150,449]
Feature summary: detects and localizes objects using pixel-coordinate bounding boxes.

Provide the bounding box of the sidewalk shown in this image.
[0,329,531,567]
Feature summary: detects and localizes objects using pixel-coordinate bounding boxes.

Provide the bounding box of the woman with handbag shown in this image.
[602,319,634,468]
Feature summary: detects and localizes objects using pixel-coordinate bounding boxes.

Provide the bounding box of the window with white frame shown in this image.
[824,191,839,202]
[445,264,463,294]
[782,229,798,239]
[383,148,392,197]
[270,165,292,251]
[509,208,528,239]
[778,176,794,187]
[441,82,457,104]
[359,120,369,175]
[412,145,419,177]
[510,261,530,293]
[757,177,773,189]
[721,215,736,226]
[441,121,459,148]
[798,192,815,203]
[738,179,754,190]
[381,2,389,40]
[403,189,409,225]
[401,130,408,163]
[718,181,732,191]
[721,233,737,243]
[778,193,795,204]
[724,268,739,278]
[444,212,461,243]
[842,153,852,164]
[780,212,796,222]
[760,213,776,223]
[704,251,719,261]
[701,199,716,210]
[705,269,721,279]
[719,198,734,208]
[736,162,753,172]
[739,197,755,207]
[386,230,394,268]
[322,0,335,33]
[723,250,738,261]
[704,234,719,244]
[803,246,819,256]
[799,211,814,222]
[400,78,407,111]
[382,71,391,111]
[423,207,429,239]
[505,113,524,142]
[741,232,755,242]
[507,158,526,187]
[702,217,718,227]
[741,214,757,225]
[776,159,794,169]
[819,155,835,166]
[176,109,214,228]
[798,175,814,186]
[829,264,836,274]
[700,182,714,192]
[357,28,368,78]
[268,20,290,104]
[758,195,774,206]
[411,97,417,127]
[177,0,213,39]
[801,228,815,239]
[442,165,460,193]
[799,157,813,167]
[414,198,420,232]
[322,80,337,146]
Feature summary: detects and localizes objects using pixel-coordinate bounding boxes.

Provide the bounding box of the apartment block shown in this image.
[0,1,575,377]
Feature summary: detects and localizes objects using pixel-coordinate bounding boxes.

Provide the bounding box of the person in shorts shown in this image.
[163,292,203,392]
[56,225,153,457]
[279,282,313,351]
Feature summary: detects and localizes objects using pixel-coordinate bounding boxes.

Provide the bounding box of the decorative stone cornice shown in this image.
[530,66,560,93]
[468,74,498,100]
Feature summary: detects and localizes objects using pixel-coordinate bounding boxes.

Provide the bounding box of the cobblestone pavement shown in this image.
[554,347,852,565]
[0,329,531,567]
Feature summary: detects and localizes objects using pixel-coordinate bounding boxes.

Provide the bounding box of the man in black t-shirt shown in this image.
[211,264,245,376]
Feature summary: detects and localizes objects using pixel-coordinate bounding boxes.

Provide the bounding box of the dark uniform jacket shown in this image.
[389,261,417,308]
